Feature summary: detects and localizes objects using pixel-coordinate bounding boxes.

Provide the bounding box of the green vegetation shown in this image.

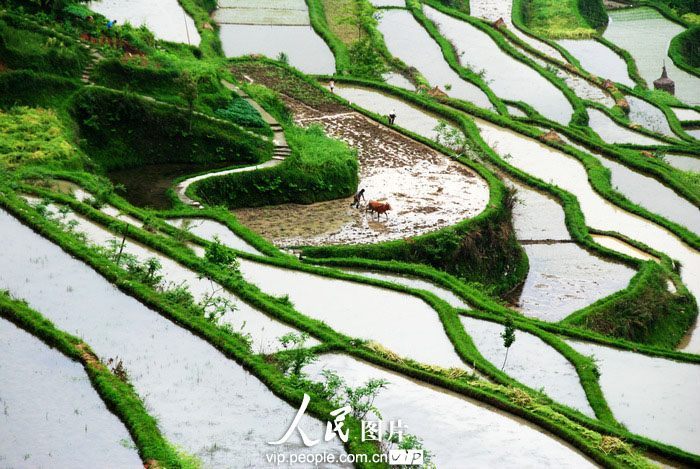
[0,106,86,170]
[564,262,697,348]
[2,1,700,467]
[191,123,359,207]
[669,26,700,76]
[214,95,269,134]
[69,86,271,171]
[0,18,90,77]
[520,0,606,38]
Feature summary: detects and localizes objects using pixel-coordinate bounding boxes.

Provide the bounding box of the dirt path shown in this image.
[232,94,489,247]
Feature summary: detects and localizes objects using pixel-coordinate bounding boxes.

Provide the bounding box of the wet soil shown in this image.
[230,85,488,247]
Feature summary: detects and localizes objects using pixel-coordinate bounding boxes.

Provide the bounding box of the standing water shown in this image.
[424,6,573,125]
[472,117,700,352]
[604,8,700,106]
[0,317,142,468]
[238,259,470,370]
[567,340,700,454]
[88,0,200,45]
[376,9,494,109]
[305,354,596,467]
[460,316,595,417]
[0,209,347,466]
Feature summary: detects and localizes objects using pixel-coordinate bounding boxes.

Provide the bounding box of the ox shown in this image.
[367,200,392,220]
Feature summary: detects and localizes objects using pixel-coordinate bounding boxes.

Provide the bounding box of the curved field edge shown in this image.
[0,293,195,468]
[413,0,700,208]
[2,184,689,468]
[301,75,698,342]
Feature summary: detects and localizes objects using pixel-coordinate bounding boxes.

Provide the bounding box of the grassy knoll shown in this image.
[191,122,359,207]
[69,86,271,171]
[520,0,607,38]
[669,26,700,76]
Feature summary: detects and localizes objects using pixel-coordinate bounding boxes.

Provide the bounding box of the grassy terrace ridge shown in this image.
[3,180,687,468]
[520,0,607,38]
[0,293,197,468]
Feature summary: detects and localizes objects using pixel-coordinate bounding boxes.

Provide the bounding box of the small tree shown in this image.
[277,332,316,378]
[432,120,474,159]
[205,236,239,271]
[317,369,388,421]
[500,317,516,370]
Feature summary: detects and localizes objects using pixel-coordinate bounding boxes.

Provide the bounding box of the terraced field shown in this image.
[1,0,699,468]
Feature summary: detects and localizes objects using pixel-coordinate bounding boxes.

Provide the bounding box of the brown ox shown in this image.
[367,200,392,220]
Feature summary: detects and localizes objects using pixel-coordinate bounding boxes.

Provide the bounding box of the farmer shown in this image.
[106,19,117,29]
[388,109,396,124]
[329,80,335,93]
[350,188,366,208]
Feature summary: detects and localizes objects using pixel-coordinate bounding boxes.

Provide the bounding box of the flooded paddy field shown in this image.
[472,116,700,352]
[424,6,573,124]
[215,0,334,74]
[238,259,470,369]
[467,0,567,62]
[604,7,700,106]
[460,316,594,416]
[376,8,493,109]
[508,178,635,321]
[557,134,700,235]
[166,217,263,255]
[556,39,635,87]
[20,198,312,355]
[340,268,472,309]
[233,89,489,247]
[305,354,596,467]
[0,317,142,468]
[664,153,700,172]
[88,0,200,44]
[587,108,665,146]
[568,340,700,454]
[0,209,346,465]
[625,96,675,137]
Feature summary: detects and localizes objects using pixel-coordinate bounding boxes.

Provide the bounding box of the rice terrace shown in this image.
[1,0,700,466]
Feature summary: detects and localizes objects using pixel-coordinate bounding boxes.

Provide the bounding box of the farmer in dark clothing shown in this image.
[388,109,396,125]
[351,188,366,208]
